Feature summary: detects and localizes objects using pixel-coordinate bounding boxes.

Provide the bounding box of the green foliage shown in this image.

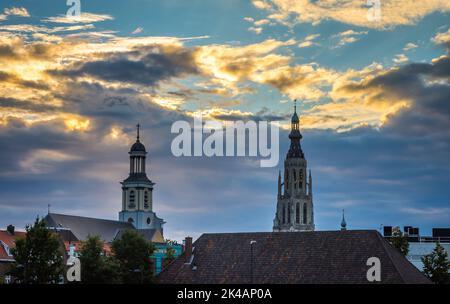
[163,246,176,269]
[422,242,450,284]
[78,235,120,284]
[390,230,409,256]
[10,217,63,284]
[111,230,155,284]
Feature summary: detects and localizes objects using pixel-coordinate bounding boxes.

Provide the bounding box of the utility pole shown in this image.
[250,240,257,284]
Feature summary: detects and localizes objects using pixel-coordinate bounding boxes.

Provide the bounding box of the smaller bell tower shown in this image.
[119,124,165,232]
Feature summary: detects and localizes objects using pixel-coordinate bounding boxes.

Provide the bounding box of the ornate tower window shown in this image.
[287,203,291,223]
[128,190,136,208]
[303,203,307,224]
[299,169,303,186]
[282,205,286,224]
[285,169,289,190]
[296,203,300,223]
[293,169,297,189]
[144,191,149,208]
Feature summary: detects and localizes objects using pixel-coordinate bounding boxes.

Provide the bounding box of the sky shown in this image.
[0,0,449,241]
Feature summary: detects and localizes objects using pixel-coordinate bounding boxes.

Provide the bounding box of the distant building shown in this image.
[383,225,450,272]
[158,230,429,284]
[0,226,26,284]
[273,102,314,232]
[44,125,180,274]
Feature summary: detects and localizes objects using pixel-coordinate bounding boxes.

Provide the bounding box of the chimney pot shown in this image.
[6,225,15,235]
[184,236,193,263]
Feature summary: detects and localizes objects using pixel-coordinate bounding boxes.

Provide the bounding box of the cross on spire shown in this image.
[136,123,140,141]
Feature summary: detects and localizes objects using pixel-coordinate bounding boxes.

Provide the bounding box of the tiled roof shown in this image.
[0,230,26,261]
[158,230,430,284]
[45,213,135,243]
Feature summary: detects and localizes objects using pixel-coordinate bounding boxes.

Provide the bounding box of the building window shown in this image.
[299,170,303,186]
[287,203,291,224]
[128,217,134,223]
[282,205,286,224]
[303,203,307,224]
[285,169,289,190]
[144,191,149,208]
[296,203,300,223]
[147,217,151,225]
[129,190,135,208]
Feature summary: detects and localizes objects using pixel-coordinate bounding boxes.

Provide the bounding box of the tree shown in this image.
[10,217,63,284]
[422,242,450,284]
[111,230,155,284]
[390,230,409,256]
[78,235,120,284]
[163,246,176,269]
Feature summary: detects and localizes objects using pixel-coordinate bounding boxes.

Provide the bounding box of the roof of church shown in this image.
[115,228,165,243]
[130,140,146,153]
[44,213,135,243]
[157,230,430,284]
[123,173,153,183]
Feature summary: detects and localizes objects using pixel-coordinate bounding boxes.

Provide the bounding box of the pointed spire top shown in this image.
[136,123,140,142]
[291,99,299,124]
[341,209,347,230]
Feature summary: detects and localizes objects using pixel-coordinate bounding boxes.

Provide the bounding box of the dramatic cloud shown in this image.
[50,44,199,86]
[0,7,30,20]
[298,34,320,48]
[42,12,114,24]
[1,2,449,238]
[251,0,450,29]
[332,30,368,48]
[403,42,418,51]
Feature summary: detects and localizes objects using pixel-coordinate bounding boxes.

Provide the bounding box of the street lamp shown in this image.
[250,240,257,284]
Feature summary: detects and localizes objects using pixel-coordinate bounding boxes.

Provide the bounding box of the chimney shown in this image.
[184,236,193,264]
[6,225,15,235]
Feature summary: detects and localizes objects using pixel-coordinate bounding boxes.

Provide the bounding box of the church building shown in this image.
[273,102,315,232]
[118,125,165,231]
[44,125,179,274]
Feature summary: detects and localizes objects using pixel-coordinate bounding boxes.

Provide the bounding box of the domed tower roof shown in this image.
[130,141,146,152]
[130,124,146,153]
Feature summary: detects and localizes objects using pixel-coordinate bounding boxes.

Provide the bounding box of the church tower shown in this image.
[273,101,315,232]
[119,125,165,232]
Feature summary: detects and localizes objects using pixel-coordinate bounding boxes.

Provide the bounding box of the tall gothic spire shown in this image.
[287,99,304,159]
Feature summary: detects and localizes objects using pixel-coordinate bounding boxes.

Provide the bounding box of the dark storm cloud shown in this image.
[340,53,450,138]
[0,71,50,90]
[49,46,199,86]
[0,97,58,112]
[0,44,18,59]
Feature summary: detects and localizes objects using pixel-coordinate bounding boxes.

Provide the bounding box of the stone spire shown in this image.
[287,100,304,159]
[341,209,347,231]
[278,170,282,198]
